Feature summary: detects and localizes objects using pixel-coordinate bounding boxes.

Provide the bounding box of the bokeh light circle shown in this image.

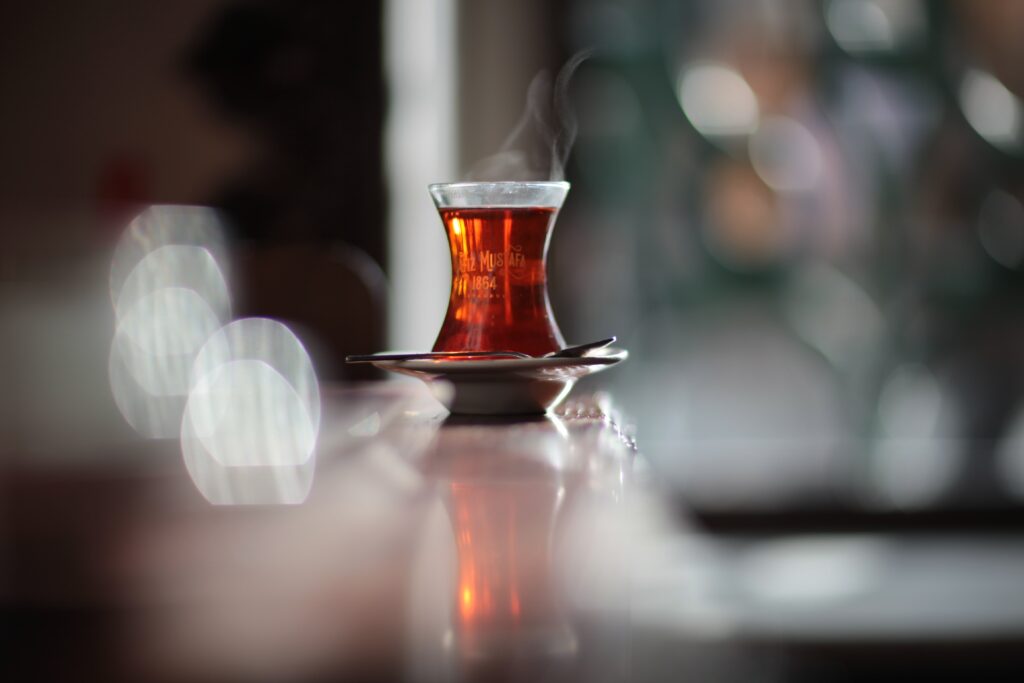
[110,205,229,312]
[190,318,321,433]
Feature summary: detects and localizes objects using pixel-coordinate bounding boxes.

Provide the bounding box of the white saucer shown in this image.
[368,348,627,415]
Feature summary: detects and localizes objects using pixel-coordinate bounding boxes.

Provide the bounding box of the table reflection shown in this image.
[109,386,644,683]
[425,415,579,665]
[395,399,640,683]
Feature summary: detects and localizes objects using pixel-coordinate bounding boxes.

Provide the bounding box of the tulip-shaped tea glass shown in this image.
[429,182,569,357]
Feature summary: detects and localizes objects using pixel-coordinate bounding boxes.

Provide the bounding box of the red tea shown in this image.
[433,206,565,356]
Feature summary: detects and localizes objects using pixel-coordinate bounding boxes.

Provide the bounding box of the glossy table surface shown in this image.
[5,382,653,682]
[7,382,1024,682]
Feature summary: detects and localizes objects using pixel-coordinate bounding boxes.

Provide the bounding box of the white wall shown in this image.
[383,0,456,350]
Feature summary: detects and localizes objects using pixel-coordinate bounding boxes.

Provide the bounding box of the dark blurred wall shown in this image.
[0,0,385,260]
[0,0,387,377]
[187,0,385,264]
[0,0,240,263]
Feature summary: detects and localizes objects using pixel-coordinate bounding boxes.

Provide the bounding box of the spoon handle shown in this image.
[346,350,530,363]
[347,337,618,363]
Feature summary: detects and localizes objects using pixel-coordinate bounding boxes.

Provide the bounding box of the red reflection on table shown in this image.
[449,480,562,634]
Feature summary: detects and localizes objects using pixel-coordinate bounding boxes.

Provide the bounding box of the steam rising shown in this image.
[467,51,592,182]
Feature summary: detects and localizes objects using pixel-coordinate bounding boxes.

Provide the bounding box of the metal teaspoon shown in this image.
[345,337,616,363]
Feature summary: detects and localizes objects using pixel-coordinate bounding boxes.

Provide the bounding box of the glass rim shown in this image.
[428,181,571,208]
[428,180,570,191]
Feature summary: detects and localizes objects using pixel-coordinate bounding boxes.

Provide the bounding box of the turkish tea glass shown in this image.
[429,181,569,356]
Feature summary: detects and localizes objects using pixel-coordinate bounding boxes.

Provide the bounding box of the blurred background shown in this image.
[5,0,1024,680]
[7,0,1024,518]
[549,0,1024,520]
